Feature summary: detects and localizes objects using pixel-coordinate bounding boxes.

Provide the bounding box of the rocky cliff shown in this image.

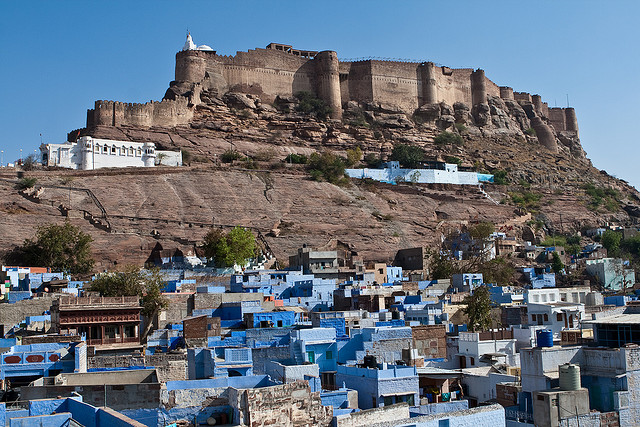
[3,92,639,271]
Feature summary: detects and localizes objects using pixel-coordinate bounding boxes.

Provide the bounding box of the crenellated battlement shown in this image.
[87,97,192,129]
[86,37,578,138]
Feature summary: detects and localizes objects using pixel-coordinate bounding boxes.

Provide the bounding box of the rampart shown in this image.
[86,97,193,129]
[83,41,578,134]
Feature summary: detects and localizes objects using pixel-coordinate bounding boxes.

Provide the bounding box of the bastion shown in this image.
[83,35,578,138]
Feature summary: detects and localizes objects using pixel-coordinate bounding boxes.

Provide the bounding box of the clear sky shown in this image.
[1,1,639,187]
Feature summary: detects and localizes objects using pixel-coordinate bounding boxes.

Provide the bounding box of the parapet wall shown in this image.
[87,97,193,129]
[86,42,577,131]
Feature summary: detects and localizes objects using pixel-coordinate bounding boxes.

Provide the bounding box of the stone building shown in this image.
[82,34,577,147]
[51,296,142,350]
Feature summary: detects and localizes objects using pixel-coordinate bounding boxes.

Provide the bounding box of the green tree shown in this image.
[478,257,514,285]
[364,153,383,168]
[307,151,348,185]
[468,222,495,241]
[345,147,363,167]
[434,131,463,145]
[390,144,424,168]
[551,252,564,274]
[429,251,457,280]
[4,222,94,274]
[463,285,493,332]
[294,91,332,120]
[89,266,168,340]
[601,230,622,257]
[203,226,257,267]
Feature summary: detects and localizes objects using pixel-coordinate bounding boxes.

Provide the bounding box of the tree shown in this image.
[390,144,424,168]
[4,222,94,274]
[294,91,332,120]
[478,257,514,285]
[89,266,168,340]
[21,153,39,171]
[307,151,348,185]
[551,252,564,274]
[434,131,463,145]
[601,230,622,257]
[463,285,493,332]
[468,222,495,241]
[203,226,257,267]
[429,251,457,280]
[345,147,363,167]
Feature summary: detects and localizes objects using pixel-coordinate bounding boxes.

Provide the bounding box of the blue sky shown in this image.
[1,1,639,188]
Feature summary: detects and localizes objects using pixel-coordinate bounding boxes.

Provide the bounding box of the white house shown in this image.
[345,161,494,186]
[526,302,584,338]
[40,136,182,170]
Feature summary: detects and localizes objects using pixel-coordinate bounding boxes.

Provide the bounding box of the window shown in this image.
[470,357,475,366]
[531,314,536,321]
[94,145,100,152]
[129,147,134,156]
[544,313,548,321]
[103,145,108,154]
[136,148,142,157]
[557,313,563,321]
[326,350,333,360]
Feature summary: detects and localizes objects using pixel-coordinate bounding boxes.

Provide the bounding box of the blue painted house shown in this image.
[1,342,86,383]
[336,364,419,409]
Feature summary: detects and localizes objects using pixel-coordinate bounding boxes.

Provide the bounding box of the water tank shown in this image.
[536,329,553,348]
[559,363,581,390]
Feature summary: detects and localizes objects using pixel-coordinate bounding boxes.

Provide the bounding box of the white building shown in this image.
[457,331,519,367]
[527,302,585,338]
[525,287,590,305]
[40,136,182,170]
[345,161,494,186]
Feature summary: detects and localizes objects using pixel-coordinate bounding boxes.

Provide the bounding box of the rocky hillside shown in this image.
[2,93,639,271]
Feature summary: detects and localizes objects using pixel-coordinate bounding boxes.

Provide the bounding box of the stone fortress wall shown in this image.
[86,39,578,137]
[87,97,193,129]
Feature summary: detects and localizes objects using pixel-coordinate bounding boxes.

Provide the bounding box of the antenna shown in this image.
[566,94,570,107]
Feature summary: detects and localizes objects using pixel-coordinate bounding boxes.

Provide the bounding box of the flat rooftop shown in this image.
[583,313,640,325]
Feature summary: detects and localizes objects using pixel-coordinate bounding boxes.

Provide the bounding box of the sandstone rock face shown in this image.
[7,92,635,271]
[531,116,558,152]
[223,92,256,110]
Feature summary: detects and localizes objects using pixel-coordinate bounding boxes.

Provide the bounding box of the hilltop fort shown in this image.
[83,34,578,154]
[5,34,639,271]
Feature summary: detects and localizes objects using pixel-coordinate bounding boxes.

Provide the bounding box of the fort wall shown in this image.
[88,98,192,129]
[549,107,567,133]
[369,60,420,112]
[500,86,514,100]
[84,42,576,134]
